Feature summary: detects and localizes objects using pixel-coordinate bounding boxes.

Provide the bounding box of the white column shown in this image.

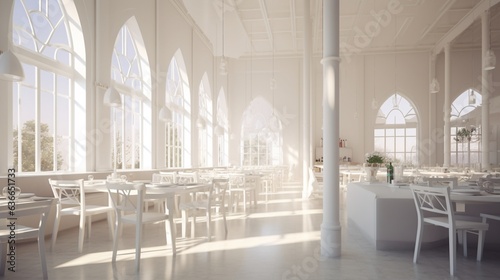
[443,44,451,168]
[0,0,14,175]
[481,11,491,171]
[321,0,341,258]
[428,53,438,167]
[302,0,312,197]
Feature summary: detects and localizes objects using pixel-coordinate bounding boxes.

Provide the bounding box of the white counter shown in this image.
[347,182,500,251]
[346,182,448,250]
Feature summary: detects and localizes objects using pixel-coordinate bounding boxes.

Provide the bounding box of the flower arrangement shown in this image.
[365,152,385,165]
[454,127,477,142]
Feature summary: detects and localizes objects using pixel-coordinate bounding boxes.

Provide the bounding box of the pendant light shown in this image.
[484,9,496,71]
[468,89,476,105]
[484,50,496,71]
[159,106,172,122]
[103,84,122,107]
[0,49,24,81]
[430,78,440,93]
[219,0,227,75]
[269,37,279,132]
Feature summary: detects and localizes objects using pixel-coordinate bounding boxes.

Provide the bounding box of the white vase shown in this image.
[363,163,380,183]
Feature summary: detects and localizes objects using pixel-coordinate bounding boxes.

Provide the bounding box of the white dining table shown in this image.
[84,180,210,255]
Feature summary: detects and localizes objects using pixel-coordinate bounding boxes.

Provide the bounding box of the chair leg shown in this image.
[112,220,120,264]
[181,209,188,238]
[462,230,468,257]
[449,228,456,276]
[206,210,211,241]
[51,209,61,250]
[243,192,247,212]
[135,219,142,271]
[222,206,228,237]
[78,214,85,253]
[413,222,423,263]
[0,243,6,276]
[38,229,48,279]
[191,213,196,238]
[477,230,486,261]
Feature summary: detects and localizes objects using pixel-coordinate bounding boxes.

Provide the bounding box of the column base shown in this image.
[320,223,341,258]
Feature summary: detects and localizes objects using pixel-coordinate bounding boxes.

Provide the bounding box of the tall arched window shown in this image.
[165,50,191,168]
[216,88,229,166]
[111,18,152,170]
[450,89,482,167]
[241,97,283,166]
[11,0,86,172]
[374,93,418,164]
[198,74,213,167]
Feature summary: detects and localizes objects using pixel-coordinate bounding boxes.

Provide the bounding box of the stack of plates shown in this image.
[451,189,481,196]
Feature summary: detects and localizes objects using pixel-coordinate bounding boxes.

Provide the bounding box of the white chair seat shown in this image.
[60,205,113,215]
[424,217,489,231]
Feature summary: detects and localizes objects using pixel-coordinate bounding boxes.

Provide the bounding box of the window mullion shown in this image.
[35,68,41,172]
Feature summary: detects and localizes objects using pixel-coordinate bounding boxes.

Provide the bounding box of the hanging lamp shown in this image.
[0,49,24,81]
[103,85,122,107]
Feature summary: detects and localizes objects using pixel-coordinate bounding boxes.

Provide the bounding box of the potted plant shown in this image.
[454,127,477,168]
[364,152,385,183]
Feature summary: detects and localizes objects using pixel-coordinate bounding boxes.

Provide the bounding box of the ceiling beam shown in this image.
[259,0,274,49]
[289,0,297,51]
[433,0,500,55]
[419,0,457,41]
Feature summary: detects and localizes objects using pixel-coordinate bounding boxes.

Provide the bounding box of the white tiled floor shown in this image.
[6,183,500,279]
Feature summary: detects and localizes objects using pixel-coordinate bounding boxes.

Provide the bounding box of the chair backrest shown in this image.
[410,185,454,226]
[106,182,145,221]
[152,173,175,184]
[48,179,85,207]
[244,175,260,189]
[209,178,229,208]
[228,173,245,189]
[177,172,198,184]
[423,177,458,189]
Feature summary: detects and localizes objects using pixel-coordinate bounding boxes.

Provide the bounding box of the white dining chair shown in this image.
[146,173,177,212]
[179,178,229,241]
[228,173,257,212]
[49,179,114,253]
[106,182,171,271]
[0,199,55,280]
[410,185,489,276]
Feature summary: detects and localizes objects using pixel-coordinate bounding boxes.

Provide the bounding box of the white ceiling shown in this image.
[180,0,500,58]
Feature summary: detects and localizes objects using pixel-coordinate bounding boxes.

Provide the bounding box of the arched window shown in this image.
[241,97,283,166]
[11,0,86,172]
[165,50,191,168]
[374,93,418,164]
[198,74,213,167]
[450,89,482,167]
[216,88,229,166]
[111,18,152,170]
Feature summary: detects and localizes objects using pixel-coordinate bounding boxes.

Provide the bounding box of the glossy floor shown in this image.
[7,183,500,280]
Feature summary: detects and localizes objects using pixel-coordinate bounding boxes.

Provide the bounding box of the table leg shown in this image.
[166,196,176,255]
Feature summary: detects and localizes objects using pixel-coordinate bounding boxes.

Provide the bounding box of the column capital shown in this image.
[320,56,341,64]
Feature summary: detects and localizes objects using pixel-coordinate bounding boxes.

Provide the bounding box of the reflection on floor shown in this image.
[8,183,500,280]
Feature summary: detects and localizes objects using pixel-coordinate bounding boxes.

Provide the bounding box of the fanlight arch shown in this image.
[374,93,418,165]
